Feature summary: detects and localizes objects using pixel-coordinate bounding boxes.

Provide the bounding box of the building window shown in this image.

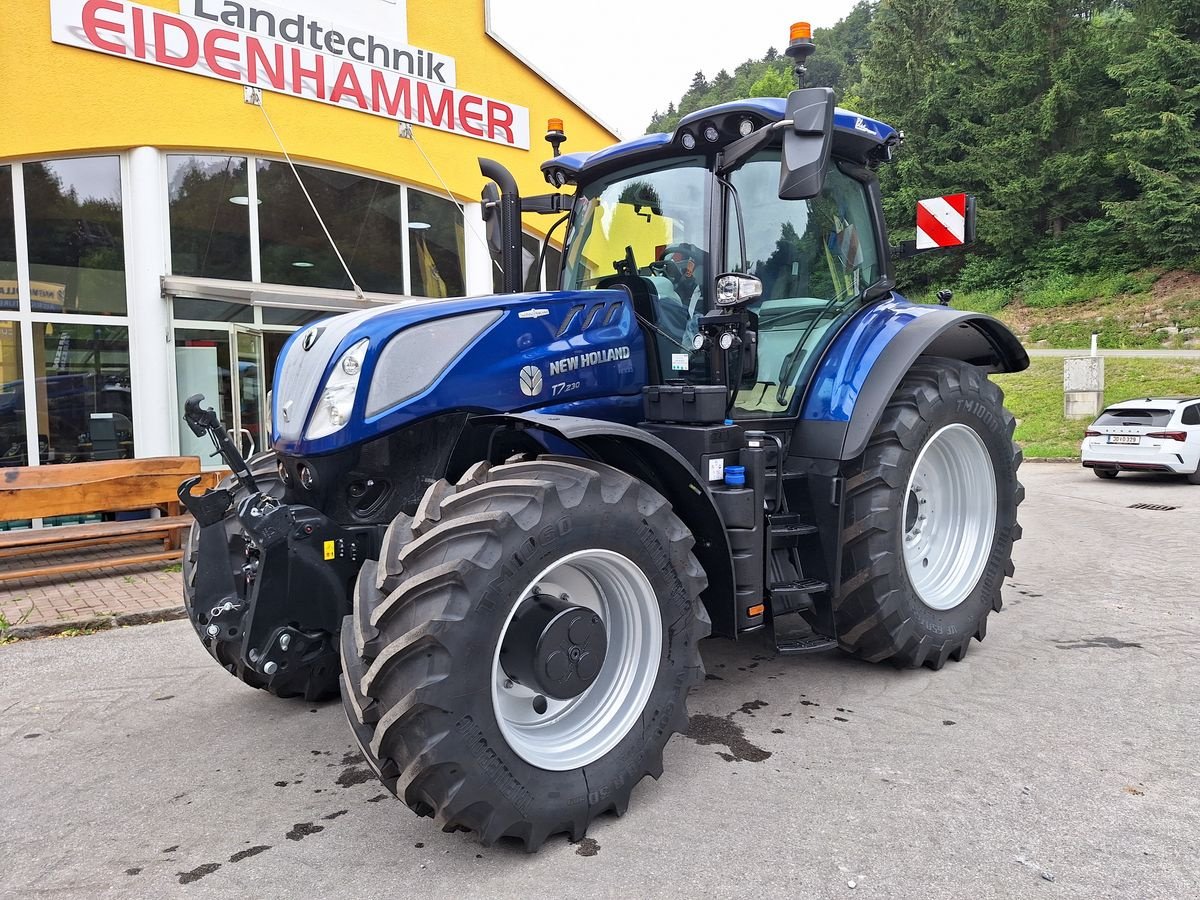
[168,155,252,281]
[24,157,127,316]
[0,320,27,464]
[172,296,254,324]
[493,231,560,294]
[257,161,406,293]
[260,306,331,326]
[33,322,133,463]
[408,189,464,298]
[1,166,16,297]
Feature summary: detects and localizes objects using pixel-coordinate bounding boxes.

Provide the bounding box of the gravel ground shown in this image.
[1,464,1197,899]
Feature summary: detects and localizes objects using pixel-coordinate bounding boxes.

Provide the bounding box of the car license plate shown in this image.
[1108,435,1140,445]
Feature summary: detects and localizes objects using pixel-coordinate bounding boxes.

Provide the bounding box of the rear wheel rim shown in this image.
[902,423,998,611]
[492,549,662,771]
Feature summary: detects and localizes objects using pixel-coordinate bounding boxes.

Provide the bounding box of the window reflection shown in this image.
[0,320,28,465]
[24,158,126,316]
[32,323,133,463]
[0,167,16,305]
[175,328,232,459]
[408,189,464,297]
[168,155,252,281]
[258,161,406,293]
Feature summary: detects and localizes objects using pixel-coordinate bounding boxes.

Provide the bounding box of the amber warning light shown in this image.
[790,21,812,41]
[546,118,567,157]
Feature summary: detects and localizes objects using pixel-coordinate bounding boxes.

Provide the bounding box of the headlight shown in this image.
[305,338,369,440]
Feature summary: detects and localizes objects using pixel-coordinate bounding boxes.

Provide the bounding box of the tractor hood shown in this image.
[271,290,647,456]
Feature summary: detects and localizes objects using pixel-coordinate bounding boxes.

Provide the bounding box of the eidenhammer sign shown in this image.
[50,0,531,148]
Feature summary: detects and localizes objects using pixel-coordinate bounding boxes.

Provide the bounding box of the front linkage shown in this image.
[178,395,375,699]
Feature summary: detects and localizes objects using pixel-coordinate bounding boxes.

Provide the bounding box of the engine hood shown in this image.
[271,289,646,456]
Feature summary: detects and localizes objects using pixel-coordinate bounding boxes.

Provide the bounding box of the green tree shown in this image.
[1103,0,1200,266]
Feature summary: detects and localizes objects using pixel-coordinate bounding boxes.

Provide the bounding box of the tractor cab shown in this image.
[544,96,899,419]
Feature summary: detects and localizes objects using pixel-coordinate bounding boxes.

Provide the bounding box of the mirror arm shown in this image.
[718,120,789,175]
[521,193,574,215]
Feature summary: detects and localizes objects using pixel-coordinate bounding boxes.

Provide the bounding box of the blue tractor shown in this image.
[180,26,1026,850]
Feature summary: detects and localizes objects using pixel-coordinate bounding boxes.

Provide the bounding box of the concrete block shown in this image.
[1065,391,1105,419]
[1064,357,1105,419]
[1064,356,1104,392]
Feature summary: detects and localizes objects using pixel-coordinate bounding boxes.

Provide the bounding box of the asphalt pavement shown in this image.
[1,464,1197,899]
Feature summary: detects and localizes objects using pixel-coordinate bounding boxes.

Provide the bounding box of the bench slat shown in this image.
[0,515,194,552]
[0,458,218,521]
[0,549,184,584]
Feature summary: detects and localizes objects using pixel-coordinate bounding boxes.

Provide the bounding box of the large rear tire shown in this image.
[340,457,709,848]
[835,358,1023,669]
[182,452,341,701]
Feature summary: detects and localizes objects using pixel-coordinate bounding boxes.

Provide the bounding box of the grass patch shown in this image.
[1019,270,1159,309]
[922,269,1200,350]
[993,357,1200,458]
[161,563,182,574]
[0,606,33,645]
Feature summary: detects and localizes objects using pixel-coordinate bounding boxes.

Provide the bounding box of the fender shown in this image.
[793,296,1029,461]
[471,411,738,639]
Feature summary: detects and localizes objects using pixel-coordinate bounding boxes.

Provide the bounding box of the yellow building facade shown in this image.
[0,0,615,473]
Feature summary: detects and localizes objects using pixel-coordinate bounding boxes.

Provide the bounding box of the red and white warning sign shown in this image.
[915,193,969,250]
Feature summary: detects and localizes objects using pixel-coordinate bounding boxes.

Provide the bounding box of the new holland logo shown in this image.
[519,365,543,397]
[549,346,631,377]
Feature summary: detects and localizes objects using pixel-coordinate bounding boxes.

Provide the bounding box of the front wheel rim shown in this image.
[491,549,662,771]
[902,423,998,611]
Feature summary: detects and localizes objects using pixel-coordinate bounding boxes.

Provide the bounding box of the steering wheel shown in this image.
[648,243,703,307]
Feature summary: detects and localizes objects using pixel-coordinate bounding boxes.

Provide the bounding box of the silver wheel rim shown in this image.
[902,423,998,611]
[491,549,662,771]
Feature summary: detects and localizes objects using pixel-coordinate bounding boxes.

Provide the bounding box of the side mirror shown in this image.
[480,182,503,258]
[779,87,834,200]
[714,273,763,308]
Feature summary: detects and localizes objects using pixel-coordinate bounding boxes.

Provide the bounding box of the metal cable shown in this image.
[405,127,507,280]
[256,99,365,299]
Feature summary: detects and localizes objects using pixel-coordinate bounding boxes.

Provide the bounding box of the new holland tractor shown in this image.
[179,24,1027,849]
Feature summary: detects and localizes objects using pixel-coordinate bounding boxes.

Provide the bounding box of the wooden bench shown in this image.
[0,457,222,583]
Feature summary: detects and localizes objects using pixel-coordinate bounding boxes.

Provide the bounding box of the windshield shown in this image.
[562,160,711,376]
[725,153,882,417]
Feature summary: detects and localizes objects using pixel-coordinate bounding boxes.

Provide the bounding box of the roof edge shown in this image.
[483,1,622,143]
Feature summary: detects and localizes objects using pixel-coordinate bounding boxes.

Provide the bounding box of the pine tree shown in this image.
[1103,0,1200,266]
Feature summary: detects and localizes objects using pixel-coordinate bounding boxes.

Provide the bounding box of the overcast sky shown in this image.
[488,0,860,139]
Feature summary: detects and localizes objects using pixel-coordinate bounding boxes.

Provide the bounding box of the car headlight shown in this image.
[305,338,369,440]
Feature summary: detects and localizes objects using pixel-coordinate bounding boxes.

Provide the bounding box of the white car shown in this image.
[1082,396,1200,483]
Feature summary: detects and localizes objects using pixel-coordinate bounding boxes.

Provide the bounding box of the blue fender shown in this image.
[795,296,1029,460]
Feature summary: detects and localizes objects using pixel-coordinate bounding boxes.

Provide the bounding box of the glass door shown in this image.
[233,328,264,458]
[174,326,264,463]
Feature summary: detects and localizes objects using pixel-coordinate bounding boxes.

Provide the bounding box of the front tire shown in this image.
[835,358,1023,669]
[1094,468,1119,480]
[340,457,709,848]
